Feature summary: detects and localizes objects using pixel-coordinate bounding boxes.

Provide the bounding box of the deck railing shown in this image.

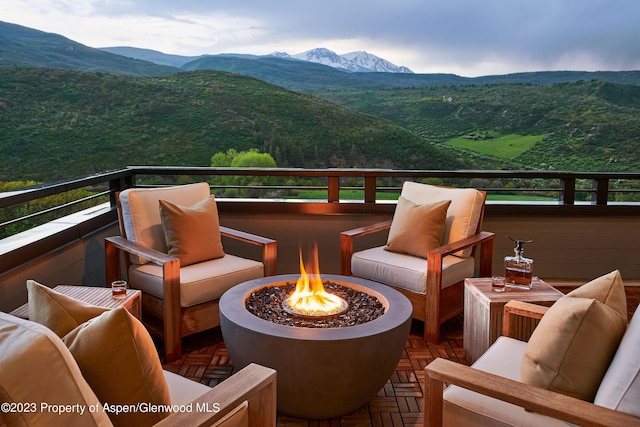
[2,166,640,273]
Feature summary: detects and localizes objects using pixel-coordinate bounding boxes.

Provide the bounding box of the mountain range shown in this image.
[3,20,640,90]
[271,48,413,73]
[101,46,413,73]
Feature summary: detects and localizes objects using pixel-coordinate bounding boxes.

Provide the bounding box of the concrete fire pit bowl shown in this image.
[219,274,412,419]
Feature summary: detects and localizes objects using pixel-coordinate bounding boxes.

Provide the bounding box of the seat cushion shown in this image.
[129,254,264,307]
[163,370,212,406]
[594,306,640,417]
[63,307,172,427]
[26,280,108,338]
[384,197,451,259]
[521,270,628,401]
[120,182,211,265]
[0,312,112,427]
[400,181,485,257]
[443,337,570,427]
[159,195,225,267]
[351,246,474,294]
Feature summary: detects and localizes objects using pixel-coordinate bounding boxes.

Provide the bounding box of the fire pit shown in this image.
[220,253,412,419]
[220,274,411,419]
[220,246,412,419]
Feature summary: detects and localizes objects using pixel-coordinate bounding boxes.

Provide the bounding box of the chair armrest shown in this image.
[106,236,178,266]
[220,226,277,276]
[340,219,393,239]
[428,231,494,258]
[502,300,550,338]
[156,363,277,427]
[105,236,180,286]
[340,220,392,275]
[424,358,640,427]
[425,231,495,287]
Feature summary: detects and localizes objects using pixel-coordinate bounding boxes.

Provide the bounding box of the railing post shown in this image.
[328,176,340,202]
[108,172,134,209]
[364,176,377,203]
[591,179,609,205]
[560,178,575,205]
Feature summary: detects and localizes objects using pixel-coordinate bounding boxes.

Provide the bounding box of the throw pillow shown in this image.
[0,312,112,427]
[399,181,485,257]
[384,197,451,259]
[27,280,108,338]
[521,270,628,401]
[63,307,172,427]
[159,195,225,267]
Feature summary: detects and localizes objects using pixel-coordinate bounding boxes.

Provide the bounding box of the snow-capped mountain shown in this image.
[342,51,413,73]
[273,48,413,73]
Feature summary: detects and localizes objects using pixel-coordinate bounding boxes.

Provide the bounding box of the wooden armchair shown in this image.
[425,300,640,427]
[105,182,277,362]
[340,181,494,344]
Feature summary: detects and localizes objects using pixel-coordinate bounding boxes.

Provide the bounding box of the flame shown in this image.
[284,244,347,316]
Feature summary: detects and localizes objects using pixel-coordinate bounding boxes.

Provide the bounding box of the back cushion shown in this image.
[0,312,112,426]
[119,182,211,264]
[400,181,485,257]
[521,270,628,401]
[594,307,640,417]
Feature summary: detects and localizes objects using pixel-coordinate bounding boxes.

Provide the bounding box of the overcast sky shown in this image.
[2,0,639,76]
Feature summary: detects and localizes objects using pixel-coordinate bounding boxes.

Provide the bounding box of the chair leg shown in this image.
[424,370,445,427]
[424,319,441,344]
[105,239,121,286]
[425,253,443,344]
[162,260,182,363]
[164,329,182,363]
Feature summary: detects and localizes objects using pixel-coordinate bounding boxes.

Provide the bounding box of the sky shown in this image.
[2,0,640,77]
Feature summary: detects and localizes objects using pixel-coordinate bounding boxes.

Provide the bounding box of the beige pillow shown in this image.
[27,280,108,338]
[400,181,485,257]
[159,195,225,267]
[0,312,112,427]
[384,197,451,259]
[63,307,171,427]
[521,270,628,401]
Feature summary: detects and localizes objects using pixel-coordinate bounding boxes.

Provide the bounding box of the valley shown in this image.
[1,20,639,183]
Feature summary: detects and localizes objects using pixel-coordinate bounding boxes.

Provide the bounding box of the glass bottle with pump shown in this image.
[504,236,533,289]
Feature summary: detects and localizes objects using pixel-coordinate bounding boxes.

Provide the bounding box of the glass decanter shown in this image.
[504,236,533,289]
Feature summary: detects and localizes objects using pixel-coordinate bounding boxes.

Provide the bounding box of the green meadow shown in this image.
[444,133,544,159]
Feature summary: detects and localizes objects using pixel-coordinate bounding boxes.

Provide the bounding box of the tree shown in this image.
[230,150,277,168]
[209,149,277,197]
[210,149,237,167]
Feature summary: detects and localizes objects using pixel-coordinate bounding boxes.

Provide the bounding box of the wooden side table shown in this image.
[9,285,142,321]
[463,277,563,364]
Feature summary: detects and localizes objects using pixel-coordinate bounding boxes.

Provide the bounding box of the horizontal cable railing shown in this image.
[0,190,110,230]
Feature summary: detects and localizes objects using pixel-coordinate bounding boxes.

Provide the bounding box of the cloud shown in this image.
[2,0,640,76]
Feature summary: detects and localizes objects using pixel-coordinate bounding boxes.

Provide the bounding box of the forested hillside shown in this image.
[0,67,465,182]
[318,81,640,171]
[0,21,175,76]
